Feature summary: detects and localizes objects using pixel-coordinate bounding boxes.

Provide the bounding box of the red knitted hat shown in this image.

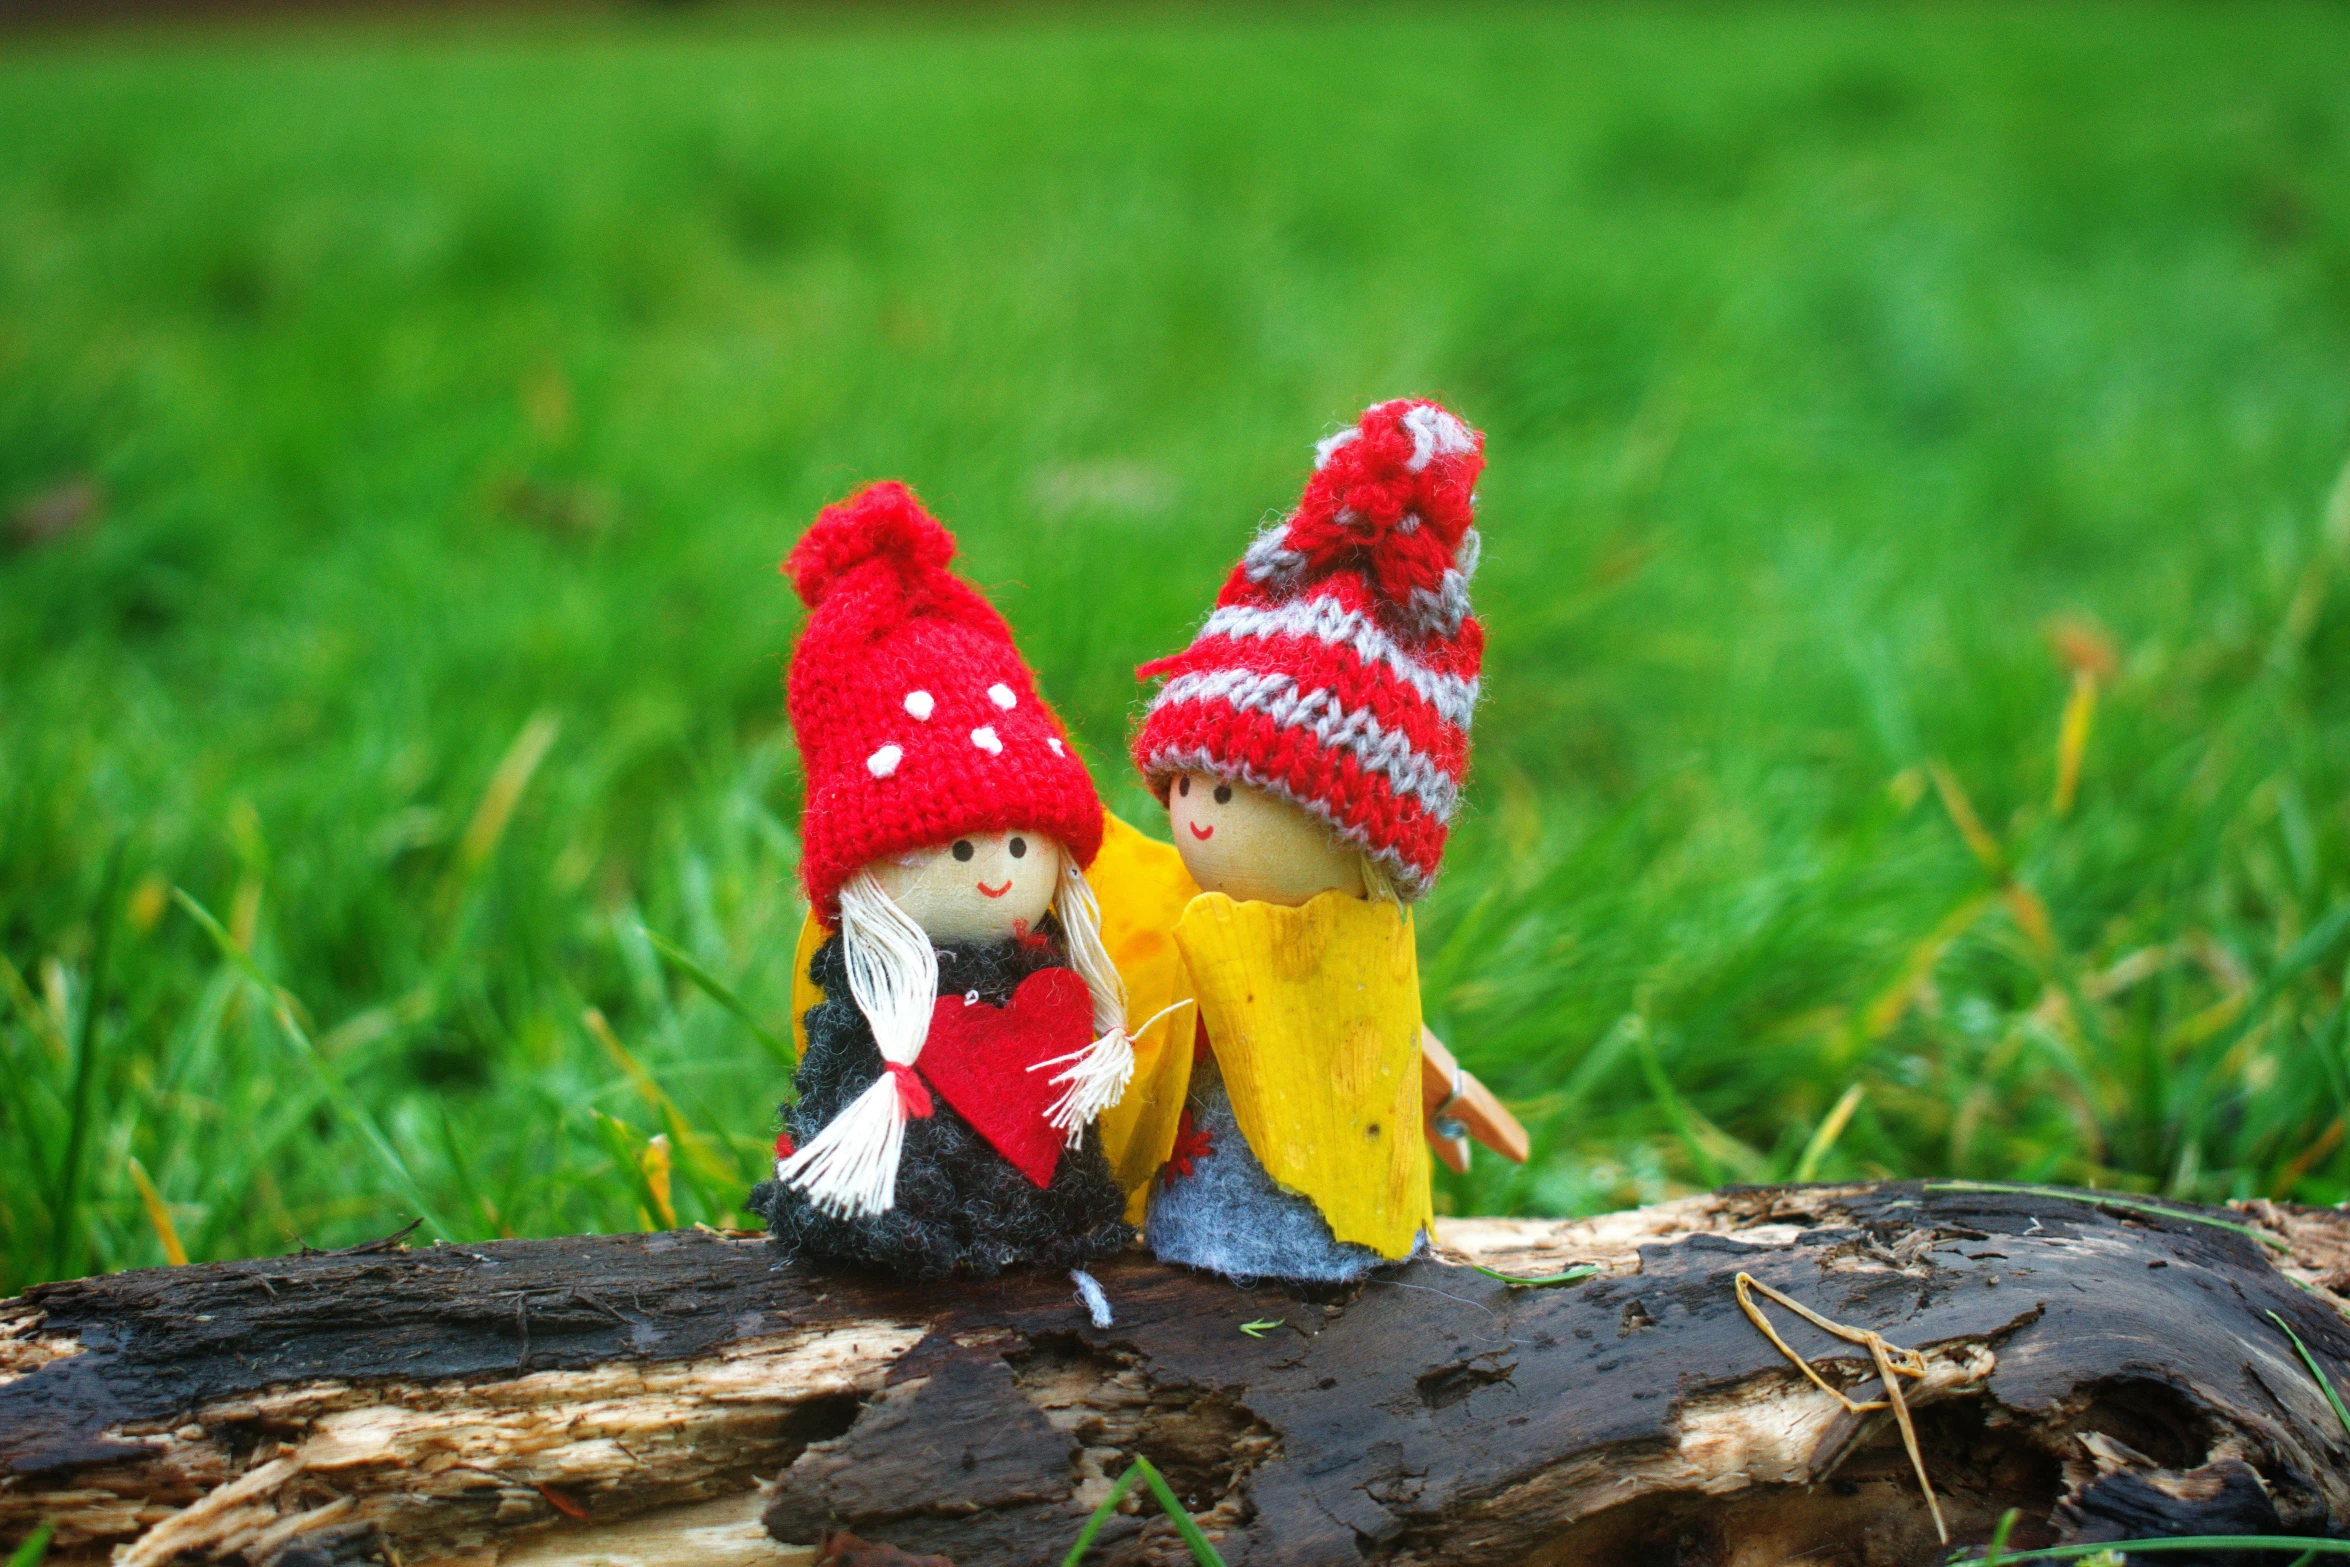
[786,481,1104,925]
[1133,399,1486,900]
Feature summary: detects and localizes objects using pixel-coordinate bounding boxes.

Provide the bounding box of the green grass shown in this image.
[3,1,2348,1292]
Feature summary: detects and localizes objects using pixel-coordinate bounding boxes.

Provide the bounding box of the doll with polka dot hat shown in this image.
[746,481,1140,1283]
[1116,397,1528,1284]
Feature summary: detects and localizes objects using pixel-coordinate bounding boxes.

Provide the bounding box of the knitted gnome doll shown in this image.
[746,482,1135,1282]
[1129,398,1501,1284]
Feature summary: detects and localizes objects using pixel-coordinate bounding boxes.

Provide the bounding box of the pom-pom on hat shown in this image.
[1133,399,1487,900]
[786,481,1104,926]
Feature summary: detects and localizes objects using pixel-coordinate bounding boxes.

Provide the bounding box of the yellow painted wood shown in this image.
[1173,890,1431,1258]
[789,910,827,1060]
[1085,813,1203,1216]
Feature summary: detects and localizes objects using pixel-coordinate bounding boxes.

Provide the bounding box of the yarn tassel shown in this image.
[1070,1268,1113,1329]
[776,1063,934,1218]
[1032,999,1190,1142]
[780,870,939,1217]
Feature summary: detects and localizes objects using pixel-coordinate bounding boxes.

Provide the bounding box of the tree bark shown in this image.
[4,1183,2347,1567]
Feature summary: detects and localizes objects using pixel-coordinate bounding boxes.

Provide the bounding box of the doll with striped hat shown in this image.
[747,482,1138,1283]
[1121,398,1527,1284]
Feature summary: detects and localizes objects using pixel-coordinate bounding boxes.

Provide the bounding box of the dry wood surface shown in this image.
[5,1183,2349,1566]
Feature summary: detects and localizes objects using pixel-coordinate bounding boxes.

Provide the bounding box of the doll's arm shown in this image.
[1420,1028,1530,1173]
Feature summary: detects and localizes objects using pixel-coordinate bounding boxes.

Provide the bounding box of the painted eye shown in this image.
[1176,775,1190,798]
[1213,784,1233,806]
[1008,836,1028,859]
[951,840,975,862]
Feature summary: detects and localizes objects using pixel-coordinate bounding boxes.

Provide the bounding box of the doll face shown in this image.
[870,830,1064,943]
[1166,771,1365,907]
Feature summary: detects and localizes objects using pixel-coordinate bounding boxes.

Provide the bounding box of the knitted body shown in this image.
[750,932,1132,1280]
[1144,1055,1416,1285]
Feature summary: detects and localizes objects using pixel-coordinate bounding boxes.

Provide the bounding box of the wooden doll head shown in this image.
[870,829,1064,944]
[1166,770,1394,908]
[1132,399,1489,906]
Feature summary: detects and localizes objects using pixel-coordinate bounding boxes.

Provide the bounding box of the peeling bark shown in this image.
[3,1185,2346,1566]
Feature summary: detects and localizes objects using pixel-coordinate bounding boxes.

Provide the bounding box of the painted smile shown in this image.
[976,880,1013,898]
[1187,822,1214,841]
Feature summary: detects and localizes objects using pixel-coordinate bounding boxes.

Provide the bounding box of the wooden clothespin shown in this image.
[1420,1028,1529,1173]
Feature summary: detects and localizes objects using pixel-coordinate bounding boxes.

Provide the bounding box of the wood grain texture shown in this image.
[2,1185,2346,1566]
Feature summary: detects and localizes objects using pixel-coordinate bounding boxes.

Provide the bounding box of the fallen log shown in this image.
[3,1183,2347,1566]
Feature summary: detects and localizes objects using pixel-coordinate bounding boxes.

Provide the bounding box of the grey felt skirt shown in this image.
[1145,1055,1426,1285]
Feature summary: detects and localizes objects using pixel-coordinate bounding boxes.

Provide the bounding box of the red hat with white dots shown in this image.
[1133,398,1486,900]
[786,481,1103,926]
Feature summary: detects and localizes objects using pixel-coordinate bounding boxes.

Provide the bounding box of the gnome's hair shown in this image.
[1037,857,1145,1140]
[1358,851,1404,906]
[1054,859,1127,1040]
[772,868,938,1218]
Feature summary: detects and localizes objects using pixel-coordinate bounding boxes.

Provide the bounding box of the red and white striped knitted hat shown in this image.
[786,481,1104,926]
[1133,398,1486,900]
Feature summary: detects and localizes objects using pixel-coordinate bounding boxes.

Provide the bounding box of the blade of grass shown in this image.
[1924,1181,2290,1251]
[2270,1114,2345,1200]
[8,1522,53,1567]
[1980,1507,2020,1566]
[2264,1309,2350,1439]
[582,1007,739,1185]
[1130,1455,1227,1567]
[126,1156,188,1266]
[590,1111,671,1232]
[654,1101,729,1224]
[51,841,125,1280]
[1635,1023,1725,1187]
[190,1079,336,1260]
[2199,902,2350,1069]
[1792,1082,1865,1182]
[1929,761,2005,874]
[1507,1011,1645,1130]
[642,1133,676,1229]
[2174,899,2350,1169]
[1062,1462,1145,1565]
[0,1005,56,1240]
[437,1101,500,1235]
[174,889,455,1242]
[638,925,795,1071]
[1469,1262,1600,1288]
[2052,669,2097,816]
[0,950,70,1065]
[1851,891,1996,1053]
[449,712,561,885]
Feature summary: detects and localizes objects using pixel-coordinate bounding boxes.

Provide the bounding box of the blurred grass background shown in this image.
[4,1,2348,1292]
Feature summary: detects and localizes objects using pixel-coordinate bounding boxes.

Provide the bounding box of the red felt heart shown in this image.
[917,966,1094,1189]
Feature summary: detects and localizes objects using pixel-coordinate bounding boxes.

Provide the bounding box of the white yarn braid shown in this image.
[775,870,938,1217]
[1029,859,1147,1141]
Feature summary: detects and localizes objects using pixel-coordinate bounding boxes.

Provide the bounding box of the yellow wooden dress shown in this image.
[1082,814,1204,1218]
[1167,890,1432,1259]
